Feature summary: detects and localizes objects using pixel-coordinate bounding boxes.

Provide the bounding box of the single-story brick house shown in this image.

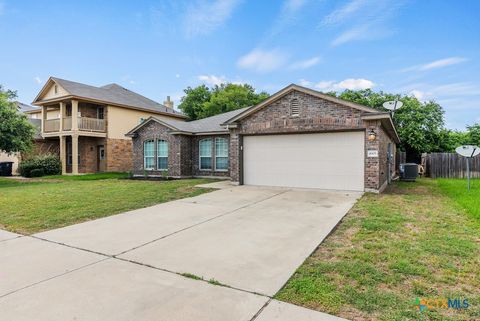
[126,84,400,192]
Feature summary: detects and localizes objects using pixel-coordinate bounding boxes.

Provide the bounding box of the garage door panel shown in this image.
[243,132,364,191]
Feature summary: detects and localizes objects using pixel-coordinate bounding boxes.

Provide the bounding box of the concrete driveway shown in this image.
[0,184,360,320]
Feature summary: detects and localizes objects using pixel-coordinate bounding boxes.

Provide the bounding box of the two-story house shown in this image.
[27,77,187,175]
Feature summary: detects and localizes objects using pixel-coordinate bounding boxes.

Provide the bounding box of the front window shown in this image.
[199,139,212,170]
[215,138,229,171]
[157,140,168,170]
[143,140,155,170]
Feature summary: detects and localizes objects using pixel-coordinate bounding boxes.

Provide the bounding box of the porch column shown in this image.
[59,102,66,132]
[71,100,78,131]
[41,106,47,133]
[72,134,79,175]
[59,135,67,175]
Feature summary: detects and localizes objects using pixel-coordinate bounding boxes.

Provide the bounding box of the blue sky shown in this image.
[1,0,479,130]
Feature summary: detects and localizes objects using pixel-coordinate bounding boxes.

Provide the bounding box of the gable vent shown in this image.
[290,99,300,116]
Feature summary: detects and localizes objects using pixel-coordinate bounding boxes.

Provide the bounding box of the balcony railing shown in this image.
[44,119,60,132]
[77,117,105,132]
[44,117,106,133]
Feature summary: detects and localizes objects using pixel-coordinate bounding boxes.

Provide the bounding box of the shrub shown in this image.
[29,168,45,177]
[19,154,61,177]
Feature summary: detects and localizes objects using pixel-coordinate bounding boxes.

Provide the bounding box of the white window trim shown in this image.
[143,140,155,171]
[157,139,168,171]
[199,138,213,171]
[214,137,229,172]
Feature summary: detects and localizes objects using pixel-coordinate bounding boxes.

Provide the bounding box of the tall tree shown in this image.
[0,85,35,153]
[467,123,480,146]
[437,129,469,152]
[178,83,269,120]
[330,89,446,160]
[202,84,269,119]
[178,85,211,120]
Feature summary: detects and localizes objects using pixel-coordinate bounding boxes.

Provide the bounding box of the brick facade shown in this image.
[131,121,184,177]
[191,135,230,177]
[78,136,102,173]
[130,89,397,192]
[131,121,229,177]
[229,91,396,191]
[106,138,133,172]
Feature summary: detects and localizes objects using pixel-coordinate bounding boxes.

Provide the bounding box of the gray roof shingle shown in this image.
[160,107,250,133]
[46,77,185,118]
[128,107,250,136]
[16,102,39,113]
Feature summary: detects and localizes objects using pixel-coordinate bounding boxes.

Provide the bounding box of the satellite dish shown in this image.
[383,100,403,111]
[455,145,480,158]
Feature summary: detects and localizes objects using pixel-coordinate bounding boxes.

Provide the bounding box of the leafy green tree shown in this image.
[201,84,269,119]
[467,123,480,146]
[178,83,269,120]
[437,129,469,152]
[329,90,446,159]
[178,85,211,120]
[0,86,35,153]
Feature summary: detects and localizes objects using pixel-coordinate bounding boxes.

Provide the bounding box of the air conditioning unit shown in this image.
[399,163,418,181]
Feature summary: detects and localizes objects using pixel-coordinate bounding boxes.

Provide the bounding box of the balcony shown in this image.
[44,117,106,133]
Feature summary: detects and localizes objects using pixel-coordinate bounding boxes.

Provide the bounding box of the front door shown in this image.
[97,145,106,172]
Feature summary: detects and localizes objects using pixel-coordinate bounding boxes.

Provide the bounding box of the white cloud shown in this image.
[321,0,404,46]
[198,74,228,86]
[327,78,374,91]
[184,0,242,37]
[300,78,375,92]
[34,76,42,84]
[198,74,245,86]
[298,79,312,87]
[289,56,321,70]
[237,48,288,73]
[331,24,371,46]
[421,57,467,70]
[403,57,468,72]
[269,0,309,35]
[409,90,430,101]
[314,80,336,91]
[283,0,308,12]
[321,0,366,26]
[175,74,180,78]
[403,82,480,99]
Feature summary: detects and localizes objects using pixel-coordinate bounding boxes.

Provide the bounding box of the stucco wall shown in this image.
[107,106,184,140]
[41,83,69,100]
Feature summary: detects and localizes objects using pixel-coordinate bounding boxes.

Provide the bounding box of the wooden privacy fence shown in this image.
[422,153,480,178]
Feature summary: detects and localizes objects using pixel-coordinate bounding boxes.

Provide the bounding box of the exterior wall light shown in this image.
[367,129,377,141]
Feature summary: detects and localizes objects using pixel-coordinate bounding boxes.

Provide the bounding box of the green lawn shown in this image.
[0,175,215,234]
[277,178,480,321]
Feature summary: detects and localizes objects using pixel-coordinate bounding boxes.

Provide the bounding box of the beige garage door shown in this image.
[243,131,365,191]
